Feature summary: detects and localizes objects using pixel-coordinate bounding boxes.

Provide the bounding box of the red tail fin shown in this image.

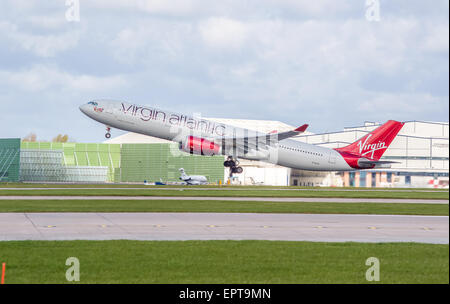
[335,120,404,160]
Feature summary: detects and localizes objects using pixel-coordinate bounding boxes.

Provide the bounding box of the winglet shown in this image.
[294,124,308,132]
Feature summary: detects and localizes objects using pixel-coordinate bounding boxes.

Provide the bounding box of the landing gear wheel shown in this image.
[224,156,238,168]
[224,160,236,167]
[231,166,243,174]
[224,156,243,183]
[105,126,111,139]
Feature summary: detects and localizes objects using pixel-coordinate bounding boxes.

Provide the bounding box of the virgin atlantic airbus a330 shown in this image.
[80,100,404,174]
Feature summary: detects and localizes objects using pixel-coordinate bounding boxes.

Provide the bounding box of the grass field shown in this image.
[0,240,447,284]
[0,188,448,199]
[0,184,447,285]
[0,199,447,215]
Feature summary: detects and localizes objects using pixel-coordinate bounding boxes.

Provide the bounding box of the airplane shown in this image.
[79,100,404,173]
[179,168,208,185]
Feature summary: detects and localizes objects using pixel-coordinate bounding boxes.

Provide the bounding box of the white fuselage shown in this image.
[80,100,354,171]
[179,168,208,185]
[181,175,208,185]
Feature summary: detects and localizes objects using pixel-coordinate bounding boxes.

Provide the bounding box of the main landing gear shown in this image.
[105,126,111,139]
[224,156,243,178]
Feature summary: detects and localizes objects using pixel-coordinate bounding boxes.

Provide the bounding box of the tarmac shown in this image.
[0,187,447,192]
[0,195,447,204]
[0,212,447,244]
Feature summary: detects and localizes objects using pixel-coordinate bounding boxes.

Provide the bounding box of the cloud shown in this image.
[104,10,448,124]
[110,21,193,65]
[136,0,199,15]
[84,0,210,17]
[0,0,447,142]
[0,21,81,57]
[357,92,448,117]
[422,24,449,53]
[0,65,128,92]
[199,17,248,50]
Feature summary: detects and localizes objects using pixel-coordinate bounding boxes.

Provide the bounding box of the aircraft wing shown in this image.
[214,124,308,148]
[271,124,309,141]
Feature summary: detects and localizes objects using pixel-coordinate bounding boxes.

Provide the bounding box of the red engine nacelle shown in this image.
[180,136,221,156]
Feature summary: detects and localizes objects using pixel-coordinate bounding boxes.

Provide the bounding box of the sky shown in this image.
[0,0,448,142]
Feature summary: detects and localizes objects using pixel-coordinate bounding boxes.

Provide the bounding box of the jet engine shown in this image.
[179,136,221,156]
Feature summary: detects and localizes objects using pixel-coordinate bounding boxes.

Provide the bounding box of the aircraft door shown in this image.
[328,151,336,165]
[104,103,114,115]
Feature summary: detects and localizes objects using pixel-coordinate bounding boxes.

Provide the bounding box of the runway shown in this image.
[0,187,447,193]
[0,213,447,244]
[0,195,447,204]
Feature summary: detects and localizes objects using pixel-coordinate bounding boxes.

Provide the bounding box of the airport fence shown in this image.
[0,138,20,182]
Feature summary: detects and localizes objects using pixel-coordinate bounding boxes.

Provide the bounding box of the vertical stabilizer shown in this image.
[335,120,404,160]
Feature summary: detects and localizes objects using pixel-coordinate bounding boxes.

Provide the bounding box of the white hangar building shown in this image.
[106,120,449,188]
[292,120,449,188]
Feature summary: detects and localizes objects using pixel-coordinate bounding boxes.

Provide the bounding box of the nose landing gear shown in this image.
[105,126,111,139]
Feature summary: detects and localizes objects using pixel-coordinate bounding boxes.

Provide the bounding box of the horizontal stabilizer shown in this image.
[358,159,399,169]
[358,160,399,165]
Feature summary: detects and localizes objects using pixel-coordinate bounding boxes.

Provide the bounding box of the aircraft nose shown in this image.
[79,104,89,115]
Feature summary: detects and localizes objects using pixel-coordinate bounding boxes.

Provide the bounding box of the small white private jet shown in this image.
[179,168,208,185]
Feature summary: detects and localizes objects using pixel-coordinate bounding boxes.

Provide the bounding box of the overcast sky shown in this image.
[0,0,448,142]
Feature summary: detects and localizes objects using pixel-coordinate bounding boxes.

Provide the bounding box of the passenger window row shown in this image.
[279,145,323,157]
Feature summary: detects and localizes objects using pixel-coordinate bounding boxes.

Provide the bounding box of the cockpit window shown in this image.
[88,101,98,106]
